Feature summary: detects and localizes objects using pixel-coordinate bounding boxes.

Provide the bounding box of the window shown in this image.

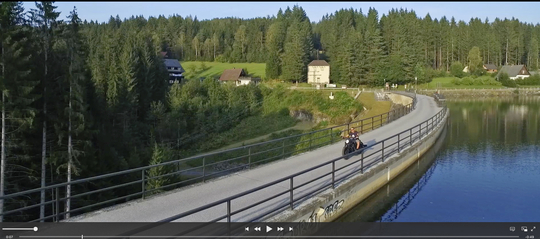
[522,70,525,74]
[174,67,178,70]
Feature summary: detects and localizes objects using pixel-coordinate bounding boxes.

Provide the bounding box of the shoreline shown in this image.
[419,88,540,98]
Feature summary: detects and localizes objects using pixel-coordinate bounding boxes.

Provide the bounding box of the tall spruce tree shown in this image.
[0,1,37,222]
[62,7,86,219]
[364,8,385,85]
[265,21,285,79]
[29,1,60,221]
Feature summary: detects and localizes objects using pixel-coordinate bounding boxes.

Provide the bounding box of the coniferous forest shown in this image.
[1,1,540,221]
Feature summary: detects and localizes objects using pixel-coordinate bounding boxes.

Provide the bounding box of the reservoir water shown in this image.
[336,97,540,222]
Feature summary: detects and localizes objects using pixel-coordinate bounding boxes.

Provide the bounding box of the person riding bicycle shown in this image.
[349,127,361,150]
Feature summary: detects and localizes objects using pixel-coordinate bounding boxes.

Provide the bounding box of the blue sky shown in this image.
[21,2,540,25]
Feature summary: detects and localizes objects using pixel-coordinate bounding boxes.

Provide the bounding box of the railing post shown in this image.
[248,146,251,168]
[289,178,294,210]
[331,128,333,143]
[141,169,146,200]
[202,157,206,182]
[227,200,231,223]
[332,161,335,189]
[371,117,373,131]
[282,140,285,158]
[361,153,364,174]
[419,124,422,139]
[410,128,413,146]
[382,141,385,162]
[398,134,401,153]
[55,187,59,222]
[360,119,364,134]
[380,114,382,127]
[309,133,312,150]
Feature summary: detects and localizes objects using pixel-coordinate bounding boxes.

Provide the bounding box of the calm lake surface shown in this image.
[337,97,540,222]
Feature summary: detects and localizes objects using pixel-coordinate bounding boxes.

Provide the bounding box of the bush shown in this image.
[461,77,474,85]
[215,55,226,63]
[450,61,465,78]
[425,68,446,83]
[498,72,517,87]
[471,68,486,77]
[451,77,461,85]
[515,74,540,85]
[475,76,502,86]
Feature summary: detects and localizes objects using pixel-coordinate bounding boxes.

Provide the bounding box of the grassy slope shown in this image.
[191,88,363,154]
[355,92,393,120]
[181,61,266,79]
[420,76,505,89]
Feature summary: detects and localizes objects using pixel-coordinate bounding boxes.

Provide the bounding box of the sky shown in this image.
[21,2,540,25]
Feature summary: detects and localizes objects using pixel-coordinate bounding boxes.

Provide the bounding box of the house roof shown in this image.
[164,59,184,73]
[484,64,497,70]
[308,60,330,67]
[160,51,168,58]
[498,65,529,77]
[219,68,247,81]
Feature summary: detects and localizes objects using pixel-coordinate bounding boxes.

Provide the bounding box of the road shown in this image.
[66,94,442,223]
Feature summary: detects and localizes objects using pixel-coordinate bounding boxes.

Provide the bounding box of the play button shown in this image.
[266,225,272,232]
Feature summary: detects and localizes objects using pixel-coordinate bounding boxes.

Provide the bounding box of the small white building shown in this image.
[307,60,330,85]
[219,68,260,86]
[497,65,530,80]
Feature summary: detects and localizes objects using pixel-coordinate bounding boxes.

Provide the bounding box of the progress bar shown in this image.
[3,227,38,231]
[17,236,521,238]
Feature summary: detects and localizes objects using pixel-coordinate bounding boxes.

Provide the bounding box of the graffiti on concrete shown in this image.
[299,199,345,223]
[293,199,346,237]
[322,199,344,219]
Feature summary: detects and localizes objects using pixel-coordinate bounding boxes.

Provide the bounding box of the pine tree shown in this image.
[0,1,37,222]
[29,0,60,222]
[62,7,87,218]
[364,8,385,85]
[281,19,311,83]
[265,21,286,80]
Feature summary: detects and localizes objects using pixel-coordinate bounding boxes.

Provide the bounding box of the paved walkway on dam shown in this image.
[67,94,442,223]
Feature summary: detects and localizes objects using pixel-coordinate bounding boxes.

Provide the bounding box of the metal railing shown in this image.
[421,87,540,91]
[0,92,417,222]
[159,98,448,223]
